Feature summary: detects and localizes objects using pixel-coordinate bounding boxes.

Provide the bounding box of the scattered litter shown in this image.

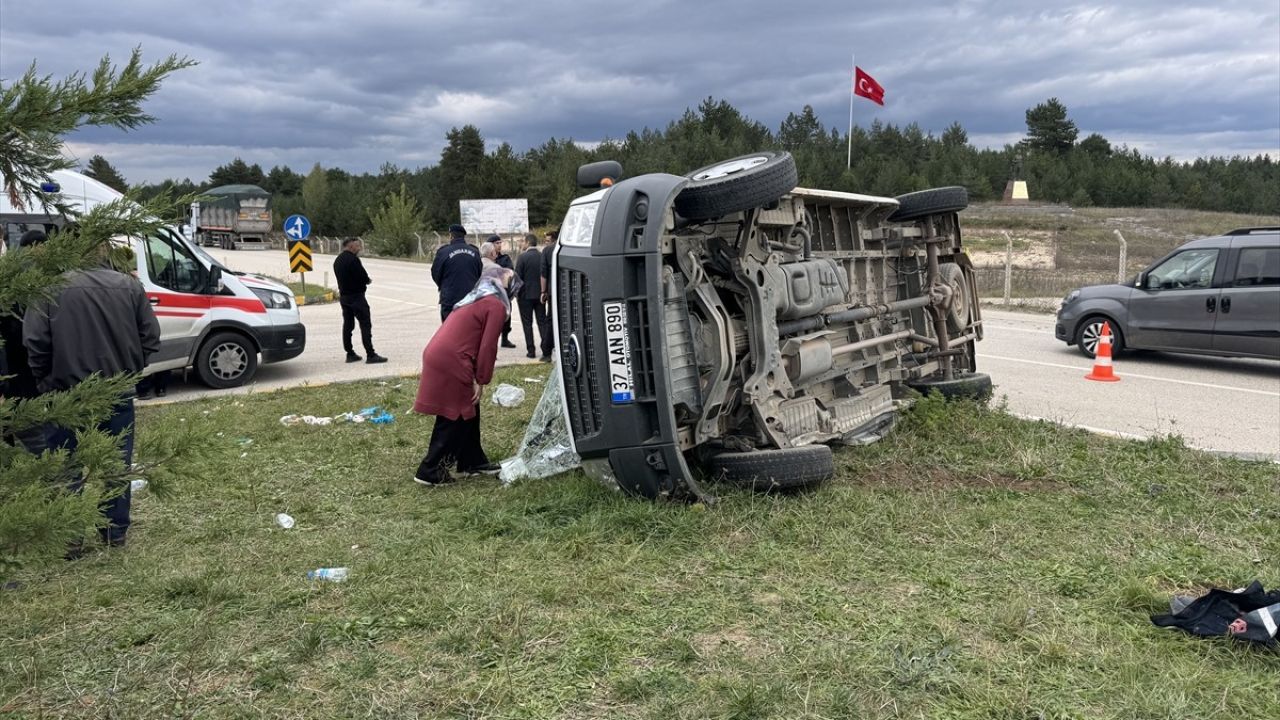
[307,567,349,583]
[275,513,296,530]
[281,407,393,427]
[236,438,253,446]
[1152,581,1280,646]
[491,384,526,408]
[523,377,541,384]
[202,410,210,415]
[240,452,248,459]
[499,360,581,485]
[130,479,148,493]
[351,544,360,550]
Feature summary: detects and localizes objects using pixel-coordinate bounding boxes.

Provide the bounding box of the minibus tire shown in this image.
[196,331,259,388]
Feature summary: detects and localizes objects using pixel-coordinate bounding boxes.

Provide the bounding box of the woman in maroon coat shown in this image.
[413,267,520,484]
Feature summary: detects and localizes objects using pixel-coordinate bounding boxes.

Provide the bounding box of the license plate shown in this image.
[602,300,634,404]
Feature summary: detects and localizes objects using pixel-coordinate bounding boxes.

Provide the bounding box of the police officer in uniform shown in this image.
[431,224,482,323]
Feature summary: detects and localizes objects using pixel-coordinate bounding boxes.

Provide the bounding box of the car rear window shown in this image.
[1234,247,1280,287]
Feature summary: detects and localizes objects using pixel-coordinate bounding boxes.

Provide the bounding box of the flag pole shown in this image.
[847,53,855,169]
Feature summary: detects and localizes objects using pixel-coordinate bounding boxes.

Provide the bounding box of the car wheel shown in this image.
[674,151,798,221]
[196,331,259,389]
[1075,317,1124,359]
[906,372,993,403]
[938,262,972,334]
[887,186,969,222]
[708,444,834,492]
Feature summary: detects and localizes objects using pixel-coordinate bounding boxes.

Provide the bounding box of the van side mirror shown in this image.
[207,265,224,294]
[577,161,623,189]
[1134,272,1145,289]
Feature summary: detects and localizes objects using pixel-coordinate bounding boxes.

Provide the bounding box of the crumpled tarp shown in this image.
[499,361,581,485]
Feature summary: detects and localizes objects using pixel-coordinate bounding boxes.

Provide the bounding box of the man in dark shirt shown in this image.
[538,229,558,361]
[1,230,50,452]
[514,233,548,359]
[493,236,517,348]
[431,224,482,323]
[333,237,387,364]
[24,258,162,549]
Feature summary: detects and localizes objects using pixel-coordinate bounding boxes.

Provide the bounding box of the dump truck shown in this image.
[552,152,989,502]
[194,184,272,250]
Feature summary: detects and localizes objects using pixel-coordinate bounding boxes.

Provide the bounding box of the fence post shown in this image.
[1113,230,1127,284]
[414,232,423,258]
[1002,231,1013,304]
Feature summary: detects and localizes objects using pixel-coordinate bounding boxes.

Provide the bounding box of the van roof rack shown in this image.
[1225,226,1280,235]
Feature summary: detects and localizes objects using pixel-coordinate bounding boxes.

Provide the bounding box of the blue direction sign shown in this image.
[284,214,311,241]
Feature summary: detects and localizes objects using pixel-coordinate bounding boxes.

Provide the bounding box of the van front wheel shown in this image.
[196,331,259,388]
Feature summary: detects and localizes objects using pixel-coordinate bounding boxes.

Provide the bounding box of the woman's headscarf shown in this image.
[452,266,520,318]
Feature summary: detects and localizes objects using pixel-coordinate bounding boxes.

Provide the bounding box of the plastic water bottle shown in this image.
[307,567,348,582]
[130,479,148,493]
[275,513,296,529]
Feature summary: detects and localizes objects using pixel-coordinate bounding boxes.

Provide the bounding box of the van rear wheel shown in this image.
[196,331,258,388]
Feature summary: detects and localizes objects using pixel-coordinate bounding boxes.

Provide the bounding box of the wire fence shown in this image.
[973,267,1117,299]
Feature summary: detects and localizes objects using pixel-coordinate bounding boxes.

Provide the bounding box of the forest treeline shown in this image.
[87,96,1277,245]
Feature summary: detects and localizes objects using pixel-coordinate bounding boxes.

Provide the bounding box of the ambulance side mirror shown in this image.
[207,265,225,295]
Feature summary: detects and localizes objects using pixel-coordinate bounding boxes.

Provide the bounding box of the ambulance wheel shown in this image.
[196,331,258,388]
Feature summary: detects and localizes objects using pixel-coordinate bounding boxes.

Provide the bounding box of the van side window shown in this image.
[1233,247,1280,287]
[144,232,204,293]
[1147,249,1218,290]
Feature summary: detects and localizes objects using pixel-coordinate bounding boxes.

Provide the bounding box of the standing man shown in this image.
[538,229,558,361]
[333,237,387,364]
[492,236,518,348]
[514,233,547,359]
[23,252,162,549]
[432,224,481,323]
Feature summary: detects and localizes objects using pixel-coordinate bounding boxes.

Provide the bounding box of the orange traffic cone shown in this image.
[1085,321,1121,382]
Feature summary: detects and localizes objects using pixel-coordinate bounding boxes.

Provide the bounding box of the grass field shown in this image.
[3,366,1278,718]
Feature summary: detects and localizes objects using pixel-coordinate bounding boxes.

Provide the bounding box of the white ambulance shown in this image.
[1,170,305,388]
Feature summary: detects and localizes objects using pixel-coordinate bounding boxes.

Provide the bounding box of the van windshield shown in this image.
[173,228,237,274]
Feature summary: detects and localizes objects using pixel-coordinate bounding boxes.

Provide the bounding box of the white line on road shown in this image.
[985,323,1052,335]
[979,353,1280,397]
[365,294,434,308]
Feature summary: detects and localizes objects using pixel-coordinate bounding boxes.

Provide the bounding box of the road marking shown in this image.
[979,353,1280,397]
[366,294,434,308]
[985,323,1052,335]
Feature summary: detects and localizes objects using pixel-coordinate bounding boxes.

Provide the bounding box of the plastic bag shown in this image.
[491,384,526,408]
[499,363,581,485]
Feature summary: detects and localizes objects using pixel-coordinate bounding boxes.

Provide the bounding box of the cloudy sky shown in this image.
[2,1,1277,184]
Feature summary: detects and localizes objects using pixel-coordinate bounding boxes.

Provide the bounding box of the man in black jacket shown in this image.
[333,237,387,364]
[492,236,518,348]
[1,230,49,451]
[431,224,481,323]
[514,234,547,358]
[538,229,558,361]
[24,260,162,549]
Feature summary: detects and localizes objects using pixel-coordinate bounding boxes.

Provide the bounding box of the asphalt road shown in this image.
[155,248,544,402]
[977,308,1280,460]
[156,249,1280,460]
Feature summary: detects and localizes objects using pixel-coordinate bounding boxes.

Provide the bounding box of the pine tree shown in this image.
[1024,98,1079,154]
[1,48,210,575]
[83,155,128,192]
[366,183,425,256]
[301,163,329,232]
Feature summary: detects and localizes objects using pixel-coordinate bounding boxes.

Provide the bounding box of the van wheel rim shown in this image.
[209,343,248,380]
[692,156,768,181]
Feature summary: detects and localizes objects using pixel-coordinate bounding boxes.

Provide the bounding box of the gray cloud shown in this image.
[3,0,1277,183]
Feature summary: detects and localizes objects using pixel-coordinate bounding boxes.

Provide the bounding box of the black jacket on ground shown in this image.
[515,248,544,301]
[23,268,161,393]
[333,250,372,296]
[431,239,482,310]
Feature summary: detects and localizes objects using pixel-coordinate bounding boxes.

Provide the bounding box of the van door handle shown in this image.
[1221,296,1231,313]
[1205,296,1215,313]
[149,297,161,306]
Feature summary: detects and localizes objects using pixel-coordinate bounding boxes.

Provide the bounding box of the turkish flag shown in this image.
[854,67,885,106]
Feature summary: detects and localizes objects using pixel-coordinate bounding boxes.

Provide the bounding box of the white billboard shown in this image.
[459,198,529,235]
